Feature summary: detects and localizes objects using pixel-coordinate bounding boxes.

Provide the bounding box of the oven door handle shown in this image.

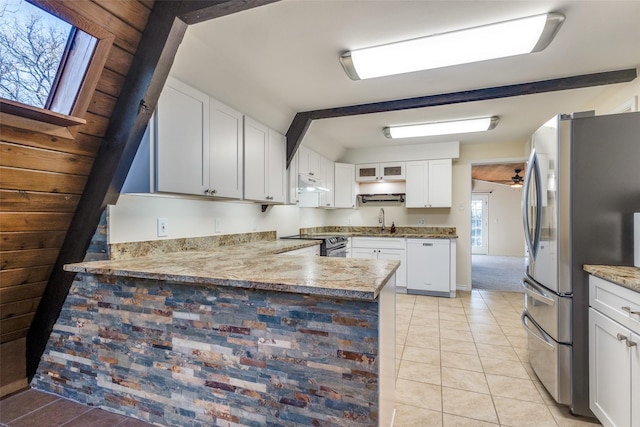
[521,311,555,351]
[522,277,555,306]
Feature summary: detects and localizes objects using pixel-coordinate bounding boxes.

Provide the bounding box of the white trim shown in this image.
[610,96,638,114]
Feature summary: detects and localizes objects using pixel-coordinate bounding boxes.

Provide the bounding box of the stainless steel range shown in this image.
[281,234,348,257]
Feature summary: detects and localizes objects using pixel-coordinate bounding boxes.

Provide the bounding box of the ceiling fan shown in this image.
[511,169,524,188]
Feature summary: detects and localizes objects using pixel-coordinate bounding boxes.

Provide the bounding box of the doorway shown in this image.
[470,161,526,292]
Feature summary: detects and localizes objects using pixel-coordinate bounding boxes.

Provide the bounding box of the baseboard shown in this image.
[0,378,28,399]
[456,284,471,291]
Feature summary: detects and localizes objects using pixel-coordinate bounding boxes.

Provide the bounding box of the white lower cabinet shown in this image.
[351,237,406,289]
[406,239,453,297]
[280,245,320,256]
[589,275,640,427]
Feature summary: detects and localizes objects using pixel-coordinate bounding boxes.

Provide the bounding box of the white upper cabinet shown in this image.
[405,159,452,208]
[334,163,356,208]
[243,117,285,203]
[298,146,321,178]
[356,162,405,182]
[209,99,243,199]
[320,156,335,208]
[156,77,210,195]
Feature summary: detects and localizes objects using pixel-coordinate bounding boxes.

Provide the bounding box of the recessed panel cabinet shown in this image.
[155,77,244,199]
[334,163,356,208]
[156,77,210,195]
[244,117,285,203]
[356,162,405,182]
[405,159,452,208]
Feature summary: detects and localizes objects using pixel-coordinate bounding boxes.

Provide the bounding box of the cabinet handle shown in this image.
[423,243,433,246]
[204,189,210,195]
[211,189,217,194]
[627,340,638,348]
[617,333,629,342]
[622,306,640,315]
[309,172,314,176]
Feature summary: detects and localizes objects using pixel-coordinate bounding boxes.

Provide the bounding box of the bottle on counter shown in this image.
[390,222,396,233]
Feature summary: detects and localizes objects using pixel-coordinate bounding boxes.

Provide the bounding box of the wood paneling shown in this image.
[0,213,73,232]
[97,0,152,31]
[88,91,118,118]
[0,190,81,213]
[0,143,94,175]
[0,167,88,194]
[0,125,97,157]
[105,45,134,77]
[1,249,60,270]
[0,266,53,288]
[82,112,110,137]
[0,231,66,251]
[1,299,41,321]
[1,282,48,305]
[96,68,127,98]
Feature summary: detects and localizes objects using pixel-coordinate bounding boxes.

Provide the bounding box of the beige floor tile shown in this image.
[442,413,499,426]
[476,343,519,361]
[394,403,443,427]
[440,351,483,373]
[441,329,474,343]
[493,396,558,426]
[468,321,502,333]
[500,325,527,337]
[441,387,499,424]
[398,360,441,385]
[403,345,441,366]
[395,379,442,412]
[513,346,530,364]
[486,374,543,403]
[408,324,440,337]
[480,357,530,379]
[548,404,602,426]
[440,338,478,356]
[532,379,558,406]
[405,331,441,350]
[507,334,528,349]
[411,310,440,321]
[441,367,489,394]
[438,312,468,323]
[439,320,471,332]
[472,331,512,346]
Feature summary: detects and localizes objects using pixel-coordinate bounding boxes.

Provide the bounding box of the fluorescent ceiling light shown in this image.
[340,13,564,80]
[383,116,499,139]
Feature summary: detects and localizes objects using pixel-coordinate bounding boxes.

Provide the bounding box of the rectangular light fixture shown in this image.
[340,13,564,80]
[383,116,499,139]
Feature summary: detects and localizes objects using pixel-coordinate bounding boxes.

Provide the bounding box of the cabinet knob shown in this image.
[617,333,629,342]
[622,306,640,315]
[309,172,314,176]
[212,189,217,194]
[204,189,210,195]
[627,340,638,348]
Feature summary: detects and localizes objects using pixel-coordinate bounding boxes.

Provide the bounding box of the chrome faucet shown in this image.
[379,208,385,232]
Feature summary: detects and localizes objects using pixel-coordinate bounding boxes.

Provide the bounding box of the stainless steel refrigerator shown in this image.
[521,111,640,417]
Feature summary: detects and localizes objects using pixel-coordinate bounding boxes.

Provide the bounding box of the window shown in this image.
[0,0,97,116]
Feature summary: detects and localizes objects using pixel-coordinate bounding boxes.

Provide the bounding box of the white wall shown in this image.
[472,180,525,257]
[108,194,326,244]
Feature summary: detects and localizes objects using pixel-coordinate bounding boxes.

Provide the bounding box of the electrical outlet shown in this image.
[418,218,425,225]
[157,218,168,237]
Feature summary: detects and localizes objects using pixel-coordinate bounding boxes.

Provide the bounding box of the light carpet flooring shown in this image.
[394,290,601,427]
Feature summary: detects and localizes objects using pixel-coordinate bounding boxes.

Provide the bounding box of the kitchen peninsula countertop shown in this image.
[584,264,640,293]
[65,238,399,301]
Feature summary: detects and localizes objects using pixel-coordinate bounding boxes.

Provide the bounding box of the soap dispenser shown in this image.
[390,222,396,233]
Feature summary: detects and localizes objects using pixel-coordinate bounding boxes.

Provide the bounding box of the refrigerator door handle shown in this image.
[522,149,543,259]
[521,311,555,351]
[522,277,555,306]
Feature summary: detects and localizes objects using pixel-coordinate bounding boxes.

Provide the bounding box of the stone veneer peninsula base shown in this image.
[33,270,396,426]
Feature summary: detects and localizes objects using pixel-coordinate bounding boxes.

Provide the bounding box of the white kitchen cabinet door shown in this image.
[405,159,452,208]
[298,146,321,178]
[381,162,405,180]
[428,158,452,207]
[243,117,269,201]
[356,163,379,182]
[334,163,356,208]
[267,129,286,203]
[405,161,428,208]
[378,249,406,289]
[209,99,243,199]
[633,331,640,427]
[320,157,335,208]
[351,247,379,260]
[589,308,632,427]
[156,77,210,195]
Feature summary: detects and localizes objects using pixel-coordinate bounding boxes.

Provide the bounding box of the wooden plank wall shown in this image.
[0,0,154,397]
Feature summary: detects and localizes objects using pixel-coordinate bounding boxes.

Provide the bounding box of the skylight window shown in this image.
[0,0,96,115]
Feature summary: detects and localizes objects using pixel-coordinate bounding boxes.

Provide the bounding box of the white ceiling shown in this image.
[177,0,640,159]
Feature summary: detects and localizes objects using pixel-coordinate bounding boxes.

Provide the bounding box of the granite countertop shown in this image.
[65,239,399,301]
[584,265,640,293]
[301,226,458,239]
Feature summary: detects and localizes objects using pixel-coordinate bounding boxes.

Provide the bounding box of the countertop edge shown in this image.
[584,264,640,293]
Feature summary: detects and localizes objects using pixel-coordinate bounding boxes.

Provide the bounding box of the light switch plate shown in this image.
[157,218,168,237]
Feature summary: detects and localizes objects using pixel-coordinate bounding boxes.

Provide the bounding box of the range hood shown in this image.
[298,174,329,192]
[358,193,405,203]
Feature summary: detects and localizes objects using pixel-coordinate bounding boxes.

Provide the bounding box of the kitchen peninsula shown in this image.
[32,232,398,427]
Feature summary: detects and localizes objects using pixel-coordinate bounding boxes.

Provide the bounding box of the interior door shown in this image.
[471,195,488,254]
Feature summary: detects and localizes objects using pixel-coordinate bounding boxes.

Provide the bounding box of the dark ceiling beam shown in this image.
[178,0,279,24]
[285,68,637,165]
[26,0,278,380]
